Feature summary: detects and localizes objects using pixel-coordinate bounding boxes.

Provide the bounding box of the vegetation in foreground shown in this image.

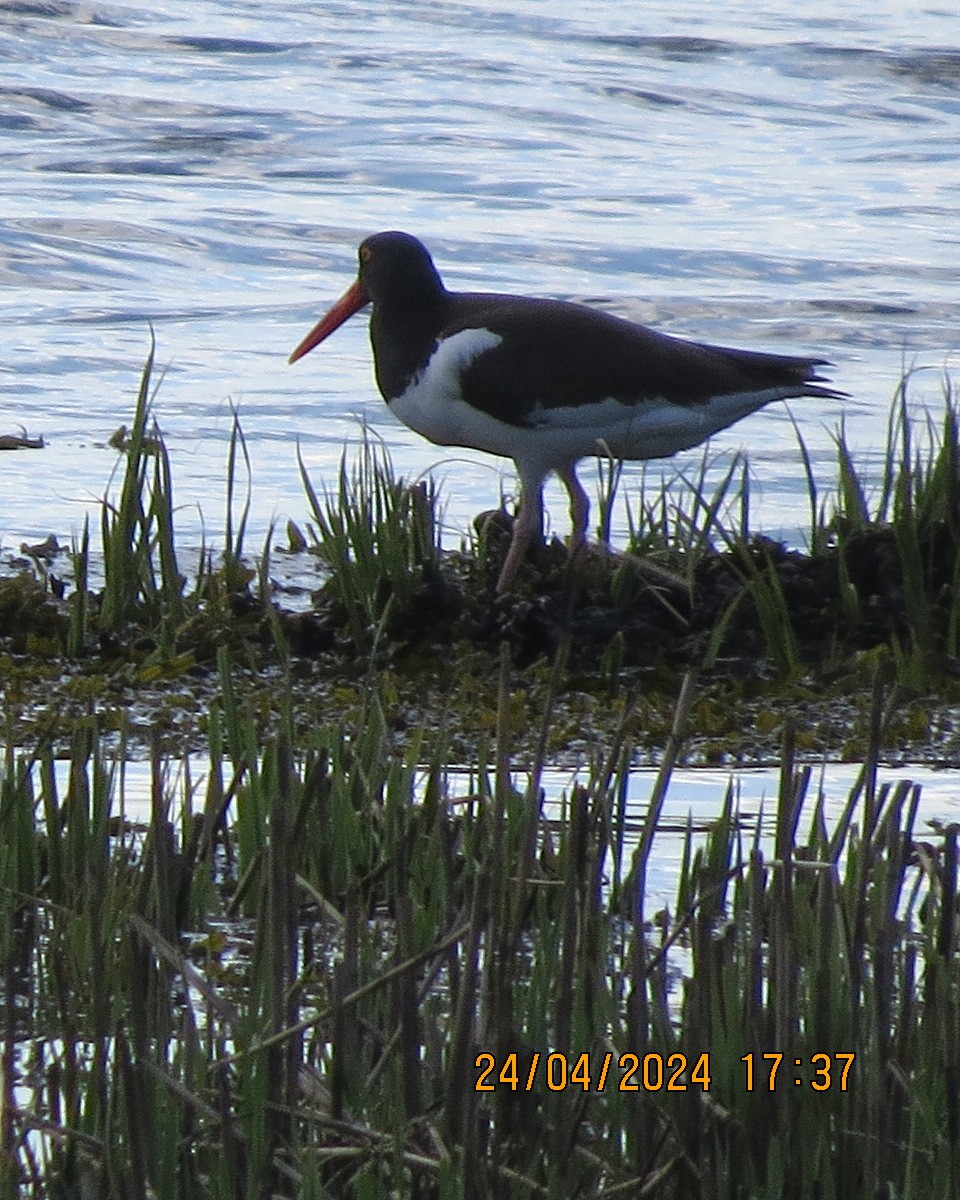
[1,654,959,1198]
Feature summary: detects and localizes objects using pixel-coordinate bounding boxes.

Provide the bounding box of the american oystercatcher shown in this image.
[289,231,843,591]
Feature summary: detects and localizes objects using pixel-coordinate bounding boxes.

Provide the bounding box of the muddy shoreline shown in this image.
[2,523,958,765]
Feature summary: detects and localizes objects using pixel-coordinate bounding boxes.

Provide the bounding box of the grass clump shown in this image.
[58,342,269,673]
[98,333,184,644]
[613,376,960,686]
[299,431,445,651]
[828,375,960,682]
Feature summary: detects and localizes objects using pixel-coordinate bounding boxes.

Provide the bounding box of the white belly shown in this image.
[388,326,784,481]
[389,328,507,450]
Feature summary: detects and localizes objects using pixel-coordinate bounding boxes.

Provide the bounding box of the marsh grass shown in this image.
[63,345,264,671]
[619,378,960,682]
[299,432,444,651]
[831,376,960,682]
[98,334,184,643]
[623,449,810,676]
[2,659,960,1198]
[806,378,960,684]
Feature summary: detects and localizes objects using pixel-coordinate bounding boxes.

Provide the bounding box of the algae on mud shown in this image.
[1,510,959,767]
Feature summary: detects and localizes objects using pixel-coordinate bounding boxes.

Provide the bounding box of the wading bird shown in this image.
[289,231,842,591]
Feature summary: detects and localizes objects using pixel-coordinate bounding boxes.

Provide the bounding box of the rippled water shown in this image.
[1,0,959,555]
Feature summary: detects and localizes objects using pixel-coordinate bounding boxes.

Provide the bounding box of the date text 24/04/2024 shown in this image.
[474,1051,856,1093]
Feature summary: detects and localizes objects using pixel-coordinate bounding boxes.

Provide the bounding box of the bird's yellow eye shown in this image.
[360,244,373,264]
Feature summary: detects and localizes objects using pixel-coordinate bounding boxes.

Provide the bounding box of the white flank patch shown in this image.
[390,329,794,493]
[390,327,504,449]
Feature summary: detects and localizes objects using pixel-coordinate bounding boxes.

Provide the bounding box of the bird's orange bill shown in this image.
[288,278,369,363]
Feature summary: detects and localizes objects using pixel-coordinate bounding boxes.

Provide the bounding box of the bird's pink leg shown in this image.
[556,463,590,549]
[496,479,544,592]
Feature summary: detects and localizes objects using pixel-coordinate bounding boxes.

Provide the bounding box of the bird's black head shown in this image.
[356,231,446,307]
[288,231,446,365]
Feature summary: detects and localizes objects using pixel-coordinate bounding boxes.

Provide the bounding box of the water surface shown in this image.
[1,0,957,555]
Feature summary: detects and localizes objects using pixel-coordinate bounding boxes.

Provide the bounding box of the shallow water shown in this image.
[1,0,958,559]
